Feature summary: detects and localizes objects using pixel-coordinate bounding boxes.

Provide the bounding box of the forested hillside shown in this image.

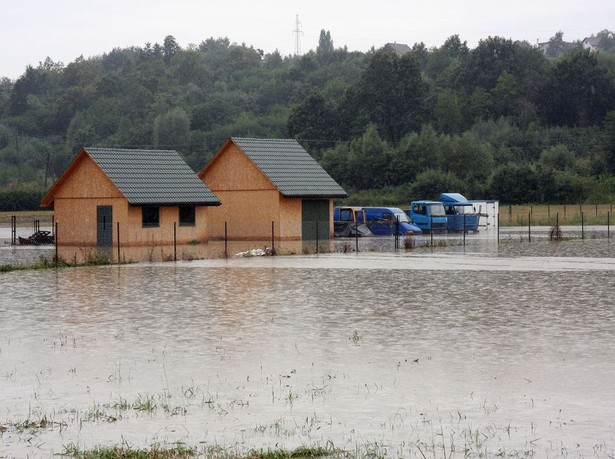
[1,30,615,210]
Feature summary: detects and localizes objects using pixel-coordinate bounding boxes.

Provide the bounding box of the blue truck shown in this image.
[363,207,422,236]
[407,201,448,233]
[440,193,479,232]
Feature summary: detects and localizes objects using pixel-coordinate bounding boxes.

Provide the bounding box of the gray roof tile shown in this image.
[231,138,348,198]
[85,148,220,205]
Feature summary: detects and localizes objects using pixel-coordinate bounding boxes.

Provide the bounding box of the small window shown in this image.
[142,206,160,228]
[179,206,196,227]
[340,209,352,221]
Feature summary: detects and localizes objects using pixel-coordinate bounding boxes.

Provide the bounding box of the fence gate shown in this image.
[97,205,113,248]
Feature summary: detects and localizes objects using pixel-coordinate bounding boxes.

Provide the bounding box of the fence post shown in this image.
[11,215,16,245]
[271,221,275,255]
[316,220,319,254]
[608,211,610,239]
[430,216,433,246]
[224,222,228,258]
[528,212,531,242]
[463,213,466,246]
[54,222,59,265]
[117,222,120,263]
[173,222,177,262]
[355,220,359,252]
[497,213,500,244]
[581,211,584,239]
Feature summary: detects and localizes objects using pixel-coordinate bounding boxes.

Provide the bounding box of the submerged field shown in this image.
[1,234,615,458]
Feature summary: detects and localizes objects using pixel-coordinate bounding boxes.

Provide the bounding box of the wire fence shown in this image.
[1,210,612,267]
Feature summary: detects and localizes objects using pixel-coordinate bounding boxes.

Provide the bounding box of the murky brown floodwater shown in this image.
[1,232,615,458]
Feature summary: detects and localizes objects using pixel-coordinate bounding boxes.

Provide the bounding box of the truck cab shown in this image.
[440,193,479,232]
[363,207,422,236]
[408,201,448,233]
[333,206,373,237]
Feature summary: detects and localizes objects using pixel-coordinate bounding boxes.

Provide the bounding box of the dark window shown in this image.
[179,206,196,226]
[142,206,160,228]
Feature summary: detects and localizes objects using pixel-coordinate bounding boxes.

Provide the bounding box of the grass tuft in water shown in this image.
[62,442,196,458]
[61,443,337,459]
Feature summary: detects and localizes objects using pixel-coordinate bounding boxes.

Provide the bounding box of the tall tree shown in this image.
[352,49,428,143]
[546,31,567,58]
[316,30,334,56]
[286,92,339,158]
[540,49,614,126]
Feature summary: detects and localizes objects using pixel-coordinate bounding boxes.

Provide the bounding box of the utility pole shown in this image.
[293,15,303,56]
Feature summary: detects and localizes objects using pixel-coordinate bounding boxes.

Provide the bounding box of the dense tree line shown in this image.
[1,30,615,210]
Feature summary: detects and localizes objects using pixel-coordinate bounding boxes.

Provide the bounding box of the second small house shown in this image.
[199,138,347,246]
[41,148,220,259]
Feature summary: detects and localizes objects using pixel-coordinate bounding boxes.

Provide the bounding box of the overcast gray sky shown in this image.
[1,0,613,80]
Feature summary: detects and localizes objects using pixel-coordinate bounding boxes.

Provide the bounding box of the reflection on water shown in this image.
[1,237,615,457]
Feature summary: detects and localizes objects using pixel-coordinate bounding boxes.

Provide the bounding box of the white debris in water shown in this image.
[234,247,273,257]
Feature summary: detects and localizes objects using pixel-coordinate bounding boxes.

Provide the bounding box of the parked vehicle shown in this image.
[18,230,54,245]
[363,207,422,236]
[408,201,448,233]
[440,193,479,232]
[333,206,373,237]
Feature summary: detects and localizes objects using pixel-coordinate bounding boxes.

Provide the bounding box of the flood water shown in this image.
[1,232,615,458]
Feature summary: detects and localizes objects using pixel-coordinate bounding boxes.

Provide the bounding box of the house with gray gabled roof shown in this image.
[41,147,220,261]
[199,137,347,249]
[582,36,601,52]
[385,42,412,56]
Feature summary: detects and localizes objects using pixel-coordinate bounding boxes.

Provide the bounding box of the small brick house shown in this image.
[41,148,220,257]
[199,138,347,244]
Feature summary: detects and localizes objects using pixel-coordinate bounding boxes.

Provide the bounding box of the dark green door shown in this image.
[97,205,113,248]
[301,200,330,241]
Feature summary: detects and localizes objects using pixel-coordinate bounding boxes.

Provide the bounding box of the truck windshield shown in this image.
[454,205,474,214]
[428,204,446,216]
[394,212,410,223]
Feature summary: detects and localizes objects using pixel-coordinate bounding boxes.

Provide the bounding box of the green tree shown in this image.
[539,144,576,171]
[546,31,567,58]
[352,49,428,143]
[489,163,539,203]
[432,90,464,134]
[410,169,463,200]
[286,92,339,158]
[346,125,392,190]
[66,111,97,148]
[153,108,191,151]
[440,132,494,183]
[596,29,615,53]
[491,71,519,117]
[317,30,334,56]
[602,111,615,173]
[540,49,614,126]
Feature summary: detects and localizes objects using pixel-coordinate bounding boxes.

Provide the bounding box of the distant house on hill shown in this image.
[384,42,412,56]
[536,41,550,54]
[41,147,220,260]
[582,36,601,52]
[199,137,347,249]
